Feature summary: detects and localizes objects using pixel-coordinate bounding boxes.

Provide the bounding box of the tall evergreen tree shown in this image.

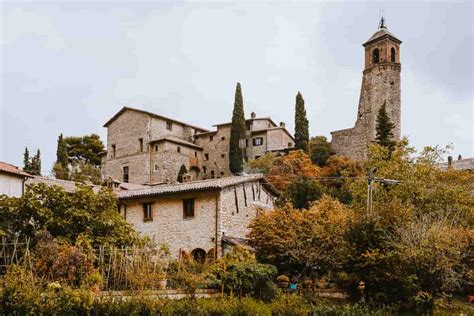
[375,102,396,153]
[30,149,42,176]
[23,147,31,173]
[229,82,246,174]
[56,133,68,168]
[294,92,309,153]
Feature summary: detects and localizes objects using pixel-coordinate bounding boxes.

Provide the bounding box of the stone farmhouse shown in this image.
[117,174,278,260]
[331,18,402,161]
[101,107,294,185]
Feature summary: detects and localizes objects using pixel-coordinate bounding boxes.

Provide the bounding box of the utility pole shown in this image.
[366,168,400,217]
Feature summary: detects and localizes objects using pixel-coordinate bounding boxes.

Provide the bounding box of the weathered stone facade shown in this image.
[331,20,402,161]
[118,175,277,258]
[102,107,294,184]
[195,114,294,179]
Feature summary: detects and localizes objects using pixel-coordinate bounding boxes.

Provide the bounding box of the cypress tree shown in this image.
[294,92,309,153]
[31,149,42,176]
[56,133,68,168]
[229,82,246,175]
[23,147,31,173]
[375,102,396,153]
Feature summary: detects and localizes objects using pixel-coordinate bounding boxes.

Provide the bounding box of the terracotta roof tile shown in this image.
[118,174,279,199]
[0,161,32,178]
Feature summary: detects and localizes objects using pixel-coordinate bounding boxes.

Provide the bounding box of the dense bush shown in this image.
[0,183,143,247]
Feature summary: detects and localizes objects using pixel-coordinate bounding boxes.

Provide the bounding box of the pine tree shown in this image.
[56,133,68,168]
[23,147,31,173]
[229,82,246,174]
[294,92,310,153]
[375,102,396,153]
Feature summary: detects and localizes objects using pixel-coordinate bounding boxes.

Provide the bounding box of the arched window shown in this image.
[391,47,396,62]
[191,248,207,263]
[372,48,379,64]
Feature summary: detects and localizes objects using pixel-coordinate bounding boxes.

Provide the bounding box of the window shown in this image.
[372,48,379,63]
[166,121,173,130]
[209,135,214,141]
[154,164,159,172]
[288,142,293,147]
[123,166,129,183]
[143,203,153,222]
[194,151,197,157]
[111,144,116,158]
[183,198,195,219]
[155,145,159,151]
[138,138,143,152]
[220,171,224,176]
[221,154,225,158]
[204,153,209,160]
[253,137,263,146]
[245,139,249,147]
[177,146,181,153]
[210,170,215,178]
[221,136,225,141]
[391,47,396,62]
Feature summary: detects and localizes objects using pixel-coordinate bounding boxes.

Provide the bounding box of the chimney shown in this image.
[448,156,453,167]
[279,122,286,128]
[458,154,462,160]
[251,112,256,119]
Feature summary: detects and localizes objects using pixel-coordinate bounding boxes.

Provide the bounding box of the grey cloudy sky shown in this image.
[1,0,472,174]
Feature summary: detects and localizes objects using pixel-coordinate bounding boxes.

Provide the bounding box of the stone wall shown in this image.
[197,126,232,179]
[121,179,275,258]
[123,190,219,258]
[219,181,274,239]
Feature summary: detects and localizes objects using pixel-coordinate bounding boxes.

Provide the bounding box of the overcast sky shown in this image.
[1,0,472,175]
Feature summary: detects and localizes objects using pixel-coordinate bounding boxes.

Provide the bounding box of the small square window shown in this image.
[143,203,153,222]
[221,136,225,141]
[177,146,181,153]
[183,199,195,219]
[210,170,215,178]
[155,145,159,151]
[204,153,209,160]
[202,166,207,173]
[221,154,225,158]
[220,171,224,176]
[253,137,263,146]
[166,121,173,130]
[288,142,293,147]
[210,135,214,141]
[154,164,159,172]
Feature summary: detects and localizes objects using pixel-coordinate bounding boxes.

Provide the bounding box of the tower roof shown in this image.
[363,17,402,47]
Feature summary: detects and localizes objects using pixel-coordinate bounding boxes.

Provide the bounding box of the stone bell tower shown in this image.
[331,17,402,160]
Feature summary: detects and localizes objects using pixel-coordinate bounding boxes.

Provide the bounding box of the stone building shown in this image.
[331,18,402,161]
[195,112,294,178]
[101,107,293,185]
[117,175,278,259]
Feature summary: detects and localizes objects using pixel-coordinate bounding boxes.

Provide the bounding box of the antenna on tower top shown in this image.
[379,9,387,29]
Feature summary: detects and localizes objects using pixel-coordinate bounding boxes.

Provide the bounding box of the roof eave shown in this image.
[363,34,402,47]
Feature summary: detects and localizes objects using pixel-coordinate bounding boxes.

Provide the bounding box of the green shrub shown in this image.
[0,264,41,314]
[270,293,310,316]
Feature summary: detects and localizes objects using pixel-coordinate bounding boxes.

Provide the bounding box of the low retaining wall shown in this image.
[98,289,221,300]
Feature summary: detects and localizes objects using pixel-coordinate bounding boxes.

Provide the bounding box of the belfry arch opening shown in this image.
[391,47,396,62]
[372,48,380,64]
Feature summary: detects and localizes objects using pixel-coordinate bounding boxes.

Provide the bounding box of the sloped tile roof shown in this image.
[363,27,402,47]
[150,135,203,150]
[0,161,32,178]
[26,176,102,193]
[118,174,279,199]
[103,106,209,132]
